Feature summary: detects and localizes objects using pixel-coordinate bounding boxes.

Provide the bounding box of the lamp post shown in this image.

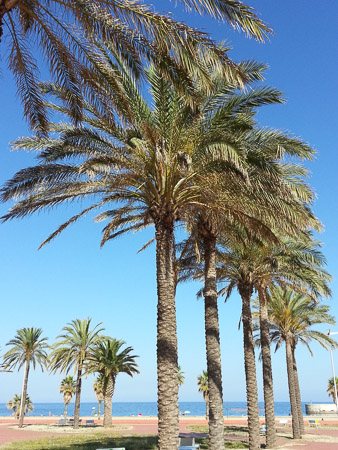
[327,329,338,413]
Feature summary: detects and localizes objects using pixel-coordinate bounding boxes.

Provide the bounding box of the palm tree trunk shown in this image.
[203,233,224,450]
[258,287,276,448]
[155,220,179,450]
[19,360,30,428]
[239,284,260,450]
[98,400,102,419]
[64,402,69,417]
[74,366,82,429]
[292,344,304,435]
[205,398,209,420]
[103,375,115,427]
[285,334,300,439]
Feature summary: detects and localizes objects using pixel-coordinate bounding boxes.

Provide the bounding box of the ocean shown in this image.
[0,401,314,417]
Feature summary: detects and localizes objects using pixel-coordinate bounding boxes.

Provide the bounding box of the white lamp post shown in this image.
[327,329,338,413]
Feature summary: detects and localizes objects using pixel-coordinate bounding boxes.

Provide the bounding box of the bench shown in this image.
[179,436,199,449]
[85,419,95,426]
[278,420,288,426]
[308,419,320,427]
[179,447,199,450]
[67,418,82,425]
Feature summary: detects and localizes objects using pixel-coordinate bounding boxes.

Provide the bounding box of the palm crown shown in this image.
[88,338,139,380]
[49,319,104,374]
[2,328,48,371]
[0,0,272,132]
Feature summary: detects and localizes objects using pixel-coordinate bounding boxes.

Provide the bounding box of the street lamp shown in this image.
[327,329,338,413]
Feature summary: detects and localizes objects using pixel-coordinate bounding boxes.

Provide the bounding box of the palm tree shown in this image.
[177,126,320,449]
[265,287,337,438]
[0,0,272,133]
[327,377,338,403]
[93,375,104,420]
[2,328,48,428]
[0,52,283,448]
[7,394,33,419]
[49,319,104,429]
[86,338,139,428]
[197,371,209,420]
[178,366,185,387]
[60,376,76,417]
[233,233,331,445]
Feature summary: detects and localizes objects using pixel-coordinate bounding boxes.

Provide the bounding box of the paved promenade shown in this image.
[1,416,338,448]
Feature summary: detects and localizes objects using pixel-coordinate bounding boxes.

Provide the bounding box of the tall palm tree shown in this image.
[178,127,320,449]
[2,328,48,428]
[60,376,76,417]
[49,318,104,429]
[86,338,139,428]
[93,374,104,419]
[265,287,337,438]
[0,0,272,133]
[235,233,331,445]
[0,52,282,449]
[327,377,338,404]
[7,394,33,419]
[197,371,209,420]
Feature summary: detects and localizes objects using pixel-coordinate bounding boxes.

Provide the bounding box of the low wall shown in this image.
[305,403,337,415]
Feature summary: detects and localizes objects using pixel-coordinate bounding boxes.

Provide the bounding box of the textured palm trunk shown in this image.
[74,366,82,429]
[103,375,115,427]
[19,360,30,428]
[64,401,69,417]
[155,220,179,450]
[203,233,224,450]
[292,344,304,435]
[98,400,102,419]
[205,397,209,420]
[285,334,300,439]
[258,287,276,448]
[238,284,260,450]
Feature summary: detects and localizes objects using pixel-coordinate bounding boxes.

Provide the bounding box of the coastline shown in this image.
[1,414,338,424]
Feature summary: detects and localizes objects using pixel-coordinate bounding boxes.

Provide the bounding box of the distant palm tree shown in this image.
[7,394,33,419]
[60,376,76,417]
[178,366,185,387]
[264,287,337,438]
[327,377,338,404]
[93,375,104,420]
[87,338,139,427]
[197,371,209,420]
[49,319,104,429]
[2,328,48,428]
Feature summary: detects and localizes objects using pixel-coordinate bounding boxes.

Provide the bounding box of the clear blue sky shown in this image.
[0,0,338,405]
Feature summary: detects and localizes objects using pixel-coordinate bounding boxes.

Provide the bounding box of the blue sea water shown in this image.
[0,401,312,417]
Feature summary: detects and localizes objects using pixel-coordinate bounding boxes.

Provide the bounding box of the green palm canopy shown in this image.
[49,318,104,428]
[0,0,272,133]
[87,338,139,427]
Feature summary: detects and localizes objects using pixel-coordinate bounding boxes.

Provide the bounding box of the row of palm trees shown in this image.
[1,319,139,429]
[0,2,334,450]
[0,54,333,449]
